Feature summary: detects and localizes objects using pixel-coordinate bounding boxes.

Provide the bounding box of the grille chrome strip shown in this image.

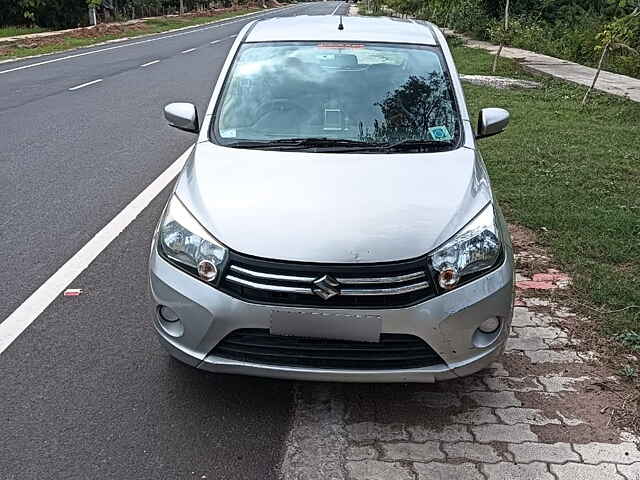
[226,275,314,294]
[226,274,429,297]
[230,264,426,285]
[341,281,430,296]
[336,271,425,285]
[229,265,315,283]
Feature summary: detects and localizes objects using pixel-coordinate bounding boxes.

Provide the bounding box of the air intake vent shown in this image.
[211,329,444,370]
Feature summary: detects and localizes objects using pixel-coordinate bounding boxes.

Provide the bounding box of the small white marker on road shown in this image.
[181,48,197,54]
[68,79,103,91]
[140,60,160,67]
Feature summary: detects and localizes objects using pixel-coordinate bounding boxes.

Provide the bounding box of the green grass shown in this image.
[0,26,48,38]
[451,43,640,338]
[0,8,262,60]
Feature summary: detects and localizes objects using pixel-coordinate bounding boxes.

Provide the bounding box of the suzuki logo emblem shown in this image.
[312,274,340,300]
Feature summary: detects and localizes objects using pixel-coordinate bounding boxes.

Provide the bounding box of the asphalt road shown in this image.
[0,3,349,479]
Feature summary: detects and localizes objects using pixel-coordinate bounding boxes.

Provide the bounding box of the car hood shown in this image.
[174,142,493,263]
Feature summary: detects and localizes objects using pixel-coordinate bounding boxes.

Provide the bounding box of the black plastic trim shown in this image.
[211,329,445,370]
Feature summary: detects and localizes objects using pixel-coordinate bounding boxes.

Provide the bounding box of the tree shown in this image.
[17,0,45,25]
[583,0,640,104]
[491,0,511,73]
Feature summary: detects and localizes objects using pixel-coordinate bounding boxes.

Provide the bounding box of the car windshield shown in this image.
[213,41,461,152]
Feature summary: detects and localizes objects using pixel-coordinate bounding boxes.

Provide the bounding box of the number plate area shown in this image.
[270,310,382,343]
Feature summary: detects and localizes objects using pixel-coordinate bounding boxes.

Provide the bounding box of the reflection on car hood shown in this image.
[175,142,493,263]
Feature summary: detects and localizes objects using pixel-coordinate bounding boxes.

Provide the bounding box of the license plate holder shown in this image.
[270,310,382,343]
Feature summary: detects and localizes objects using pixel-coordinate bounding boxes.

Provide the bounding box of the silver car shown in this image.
[149,15,514,383]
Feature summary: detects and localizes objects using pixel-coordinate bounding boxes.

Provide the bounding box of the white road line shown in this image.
[181,48,197,53]
[0,146,193,355]
[140,59,160,67]
[331,3,342,15]
[0,5,302,75]
[210,35,237,45]
[68,78,103,91]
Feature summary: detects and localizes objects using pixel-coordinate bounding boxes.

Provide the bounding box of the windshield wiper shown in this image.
[380,139,456,152]
[320,139,456,153]
[224,138,377,150]
[224,138,456,152]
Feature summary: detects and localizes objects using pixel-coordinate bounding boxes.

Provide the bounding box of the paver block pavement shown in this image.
[415,462,484,480]
[451,407,499,425]
[484,376,543,393]
[346,461,413,480]
[346,446,377,461]
[472,424,538,443]
[524,349,582,364]
[550,462,626,479]
[495,408,560,426]
[508,442,580,464]
[380,442,444,462]
[617,463,640,479]
[483,462,554,479]
[442,441,501,463]
[407,424,472,442]
[573,442,640,465]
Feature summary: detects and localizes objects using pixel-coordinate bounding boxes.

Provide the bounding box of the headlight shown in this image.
[158,195,227,282]
[429,204,501,290]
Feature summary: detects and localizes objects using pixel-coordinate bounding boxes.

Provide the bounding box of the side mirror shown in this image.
[164,102,199,133]
[476,108,510,139]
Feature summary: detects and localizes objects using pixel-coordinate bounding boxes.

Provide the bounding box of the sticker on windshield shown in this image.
[220,128,237,138]
[428,126,453,142]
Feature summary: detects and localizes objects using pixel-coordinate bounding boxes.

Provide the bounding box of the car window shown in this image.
[213,41,461,151]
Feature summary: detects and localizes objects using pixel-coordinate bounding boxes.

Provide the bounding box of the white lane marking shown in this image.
[331,3,342,15]
[68,78,103,91]
[0,146,193,355]
[140,59,160,67]
[0,5,302,75]
[181,48,197,54]
[210,34,237,45]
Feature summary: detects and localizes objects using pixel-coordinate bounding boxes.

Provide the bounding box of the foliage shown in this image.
[1,0,258,29]
[376,0,640,78]
[615,331,640,352]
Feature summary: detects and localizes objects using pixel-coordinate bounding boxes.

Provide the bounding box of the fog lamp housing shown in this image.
[479,316,500,334]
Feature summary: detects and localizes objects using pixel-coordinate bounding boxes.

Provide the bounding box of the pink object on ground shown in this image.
[516,280,557,290]
[63,289,83,297]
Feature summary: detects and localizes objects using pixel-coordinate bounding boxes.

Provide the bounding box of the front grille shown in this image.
[218,252,436,308]
[211,329,444,370]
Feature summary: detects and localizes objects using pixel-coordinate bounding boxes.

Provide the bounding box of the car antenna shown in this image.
[338,15,344,30]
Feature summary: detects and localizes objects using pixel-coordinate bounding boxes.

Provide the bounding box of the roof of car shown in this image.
[245,15,438,46]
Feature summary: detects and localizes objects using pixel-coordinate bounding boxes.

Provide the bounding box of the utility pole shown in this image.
[89,6,97,25]
[180,0,185,15]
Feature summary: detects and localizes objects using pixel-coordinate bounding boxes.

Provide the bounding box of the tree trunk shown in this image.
[582,42,610,105]
[504,0,509,29]
[180,0,185,15]
[492,44,503,73]
[491,0,510,74]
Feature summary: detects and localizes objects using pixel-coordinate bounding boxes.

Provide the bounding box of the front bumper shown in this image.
[149,245,513,383]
